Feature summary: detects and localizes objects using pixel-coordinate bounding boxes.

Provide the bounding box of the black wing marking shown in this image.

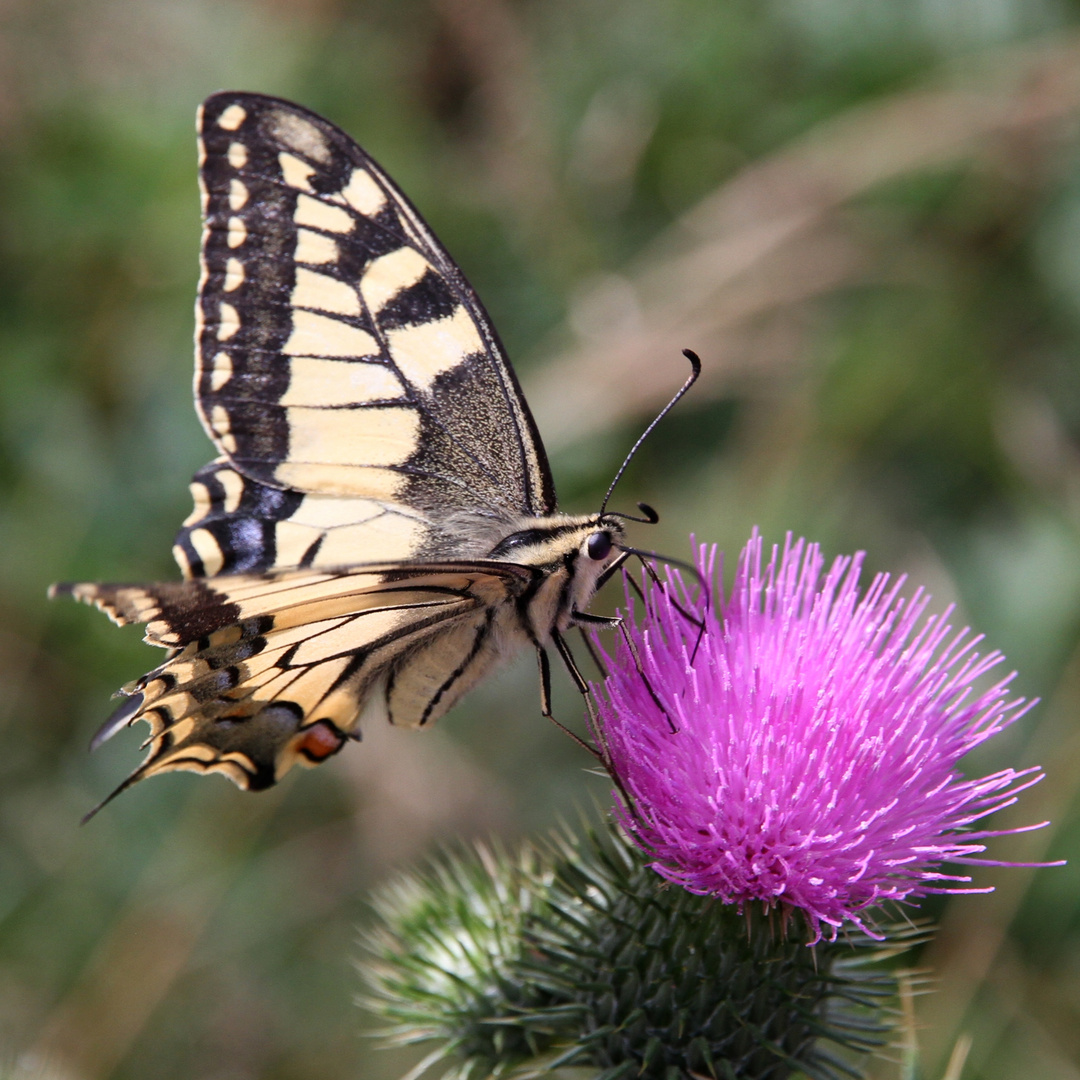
[173,457,453,577]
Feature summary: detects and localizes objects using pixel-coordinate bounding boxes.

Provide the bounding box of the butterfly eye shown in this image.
[587,531,613,561]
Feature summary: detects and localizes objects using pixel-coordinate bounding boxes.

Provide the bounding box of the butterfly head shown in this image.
[487,514,623,565]
[486,513,626,635]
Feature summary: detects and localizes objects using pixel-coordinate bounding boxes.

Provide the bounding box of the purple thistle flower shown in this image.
[592,531,1053,941]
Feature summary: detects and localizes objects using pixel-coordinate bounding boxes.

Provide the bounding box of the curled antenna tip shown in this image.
[598,348,703,518]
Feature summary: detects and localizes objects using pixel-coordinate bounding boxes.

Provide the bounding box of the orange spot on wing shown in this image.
[296,720,346,762]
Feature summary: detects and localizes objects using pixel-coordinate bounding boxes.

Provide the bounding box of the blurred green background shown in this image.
[4,0,1080,1077]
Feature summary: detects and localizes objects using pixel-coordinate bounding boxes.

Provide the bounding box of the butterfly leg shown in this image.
[550,631,639,813]
[628,554,708,662]
[572,609,621,629]
[552,629,589,697]
[536,646,553,718]
[552,629,610,743]
[536,633,604,762]
[617,620,679,735]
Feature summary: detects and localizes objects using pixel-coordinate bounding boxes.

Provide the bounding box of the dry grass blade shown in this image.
[942,1034,973,1080]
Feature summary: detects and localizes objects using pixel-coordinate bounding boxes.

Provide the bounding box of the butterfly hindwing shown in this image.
[54,560,535,802]
[195,92,555,569]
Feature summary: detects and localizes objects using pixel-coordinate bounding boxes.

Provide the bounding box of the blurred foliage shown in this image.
[4,0,1080,1078]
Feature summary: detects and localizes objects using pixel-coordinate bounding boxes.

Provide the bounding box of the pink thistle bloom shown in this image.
[593,531,1053,941]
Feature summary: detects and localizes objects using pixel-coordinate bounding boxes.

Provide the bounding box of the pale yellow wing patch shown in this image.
[174,459,430,577]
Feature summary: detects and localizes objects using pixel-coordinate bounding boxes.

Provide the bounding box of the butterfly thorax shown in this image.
[486,513,624,640]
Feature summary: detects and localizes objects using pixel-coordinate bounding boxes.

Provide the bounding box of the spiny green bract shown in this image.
[361,843,558,1075]
[360,827,915,1080]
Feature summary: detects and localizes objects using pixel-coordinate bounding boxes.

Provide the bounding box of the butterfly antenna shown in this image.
[598,348,702,518]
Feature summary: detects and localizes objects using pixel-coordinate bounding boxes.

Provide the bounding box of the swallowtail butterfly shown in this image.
[51,92,695,815]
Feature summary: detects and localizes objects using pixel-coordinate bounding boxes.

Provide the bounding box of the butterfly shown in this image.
[51,92,698,816]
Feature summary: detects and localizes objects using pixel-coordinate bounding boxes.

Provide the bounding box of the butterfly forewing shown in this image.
[193,92,555,579]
